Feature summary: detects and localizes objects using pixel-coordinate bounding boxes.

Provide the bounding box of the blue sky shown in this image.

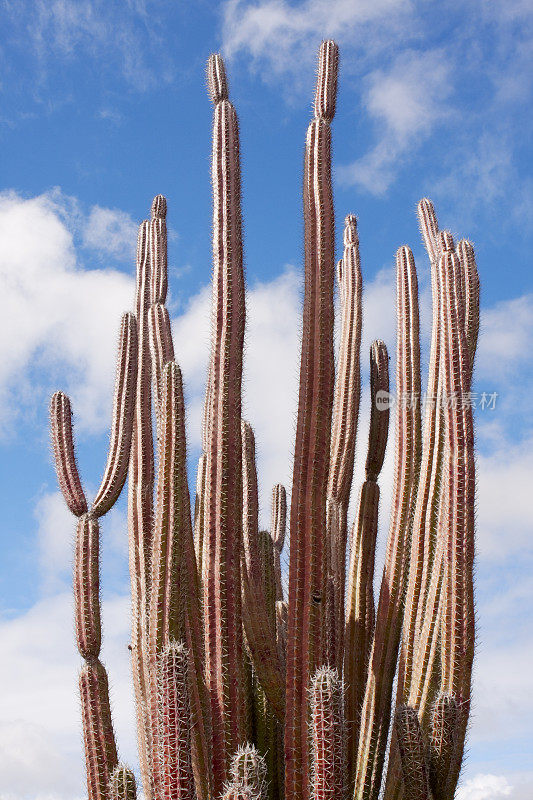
[0,1,532,798]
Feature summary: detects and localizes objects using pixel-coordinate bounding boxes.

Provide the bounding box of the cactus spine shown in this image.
[51,40,479,800]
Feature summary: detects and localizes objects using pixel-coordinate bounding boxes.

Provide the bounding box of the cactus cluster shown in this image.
[51,40,479,800]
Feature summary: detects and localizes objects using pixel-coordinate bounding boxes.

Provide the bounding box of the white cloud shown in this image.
[337,49,452,194]
[457,774,512,800]
[0,592,137,800]
[222,0,413,74]
[8,0,173,92]
[83,205,138,261]
[0,190,135,434]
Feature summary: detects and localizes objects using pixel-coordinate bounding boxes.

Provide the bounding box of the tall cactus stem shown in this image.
[327,213,362,670]
[203,53,247,793]
[128,218,155,800]
[344,340,389,783]
[354,246,421,800]
[285,40,338,800]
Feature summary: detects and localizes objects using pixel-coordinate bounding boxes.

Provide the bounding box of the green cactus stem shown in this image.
[344,339,389,785]
[109,765,137,800]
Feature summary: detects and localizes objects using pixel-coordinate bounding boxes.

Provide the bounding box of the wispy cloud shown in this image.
[3,0,175,93]
[337,49,452,194]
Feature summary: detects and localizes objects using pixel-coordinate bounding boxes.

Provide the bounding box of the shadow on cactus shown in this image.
[50,40,479,800]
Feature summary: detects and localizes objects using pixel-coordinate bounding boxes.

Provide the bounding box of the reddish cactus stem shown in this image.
[150,195,168,305]
[203,53,247,793]
[74,513,101,660]
[128,218,155,799]
[92,312,138,518]
[327,213,362,671]
[309,667,345,800]
[285,40,338,800]
[158,641,196,800]
[149,303,175,418]
[354,246,421,800]
[271,484,287,603]
[79,659,119,800]
[344,340,389,783]
[50,391,87,517]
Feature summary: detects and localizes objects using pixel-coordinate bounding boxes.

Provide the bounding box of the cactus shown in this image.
[51,40,479,800]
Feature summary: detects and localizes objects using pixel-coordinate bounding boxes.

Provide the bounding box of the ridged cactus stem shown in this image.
[128,219,155,799]
[345,340,389,783]
[50,391,87,517]
[241,421,286,721]
[80,659,119,800]
[271,484,287,602]
[149,302,175,420]
[158,641,196,800]
[230,744,268,797]
[109,765,137,800]
[285,40,338,800]
[394,706,431,800]
[74,514,102,660]
[92,312,138,517]
[354,246,422,800]
[309,667,345,800]
[203,53,247,793]
[327,213,362,671]
[398,206,449,704]
[428,692,459,800]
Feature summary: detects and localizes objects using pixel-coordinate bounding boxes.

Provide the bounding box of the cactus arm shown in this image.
[241,421,286,721]
[428,693,459,800]
[203,53,247,793]
[456,240,480,377]
[354,246,421,800]
[50,391,88,516]
[158,642,196,800]
[193,452,207,579]
[128,218,155,800]
[271,484,287,602]
[92,312,138,518]
[344,340,389,783]
[109,765,137,800]
[327,213,362,670]
[285,40,338,800]
[148,303,175,418]
[80,659,119,800]
[309,667,346,800]
[150,195,168,306]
